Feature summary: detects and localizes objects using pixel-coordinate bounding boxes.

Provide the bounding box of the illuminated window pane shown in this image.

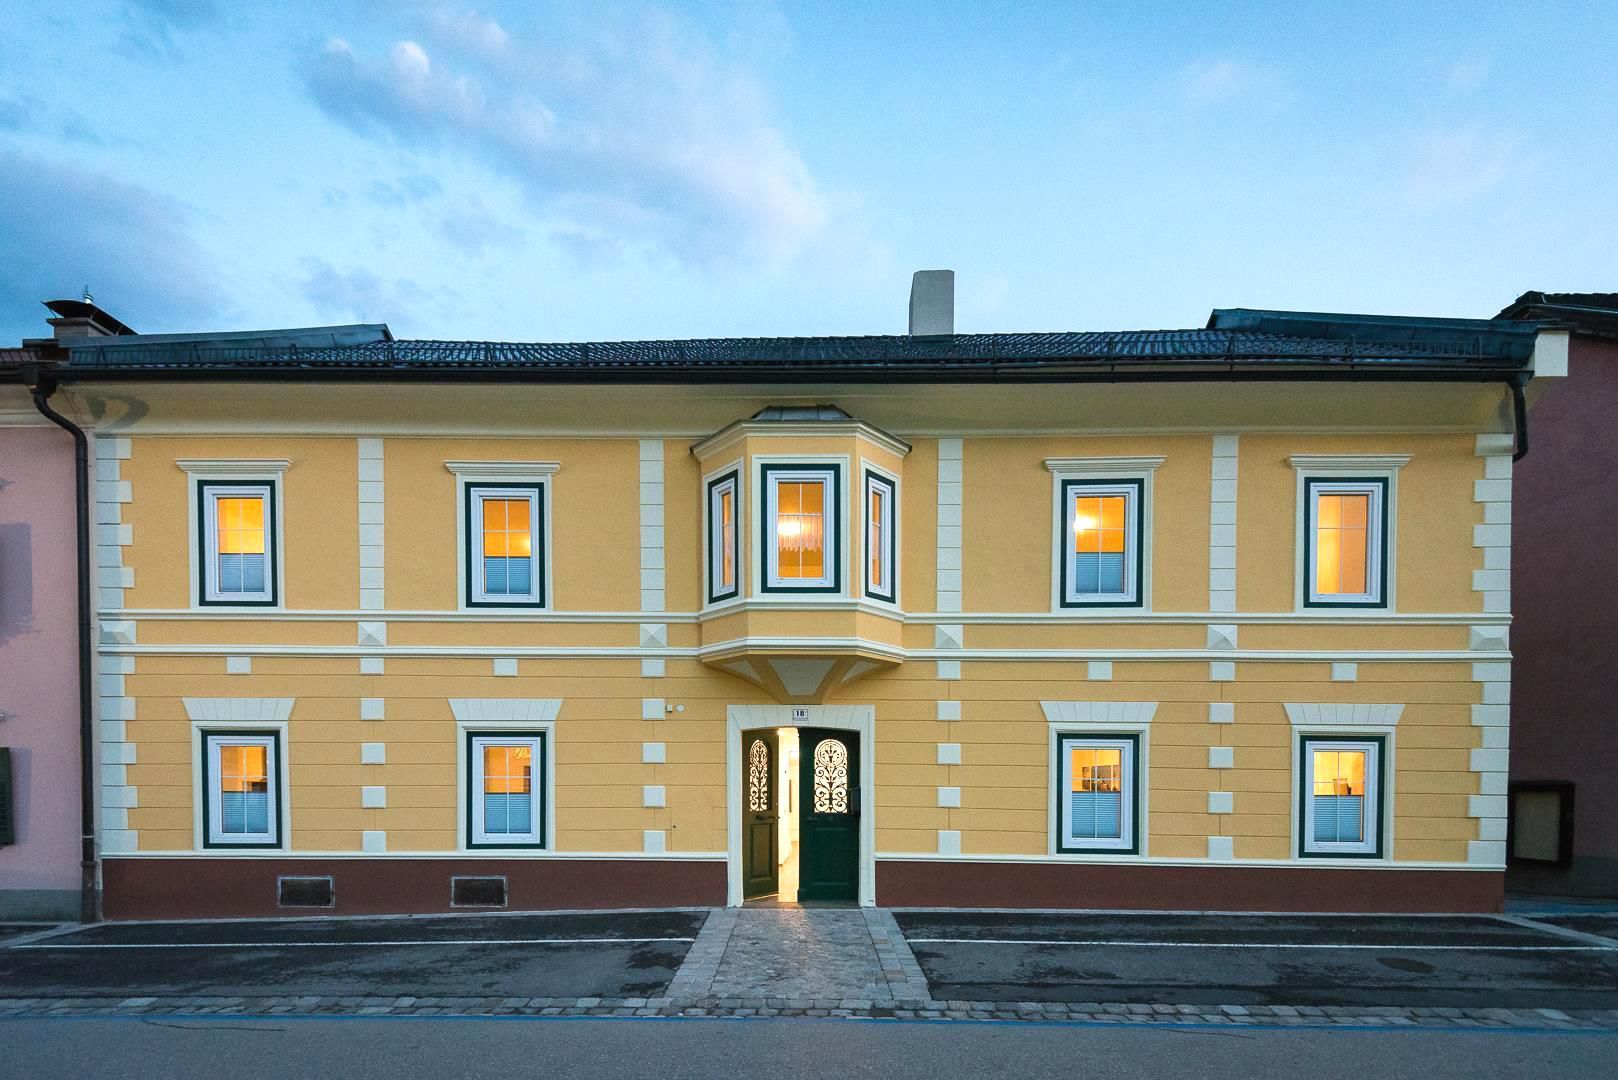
[775,479,827,580]
[481,742,534,836]
[1071,491,1130,596]
[479,494,536,598]
[215,741,271,836]
[213,494,267,596]
[1066,743,1126,841]
[720,489,735,589]
[1310,745,1371,847]
[1314,490,1373,598]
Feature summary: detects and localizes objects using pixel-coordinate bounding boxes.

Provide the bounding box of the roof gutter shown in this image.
[20,365,99,923]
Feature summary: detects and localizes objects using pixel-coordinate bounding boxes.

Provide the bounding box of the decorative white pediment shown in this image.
[449,699,563,725]
[1284,703,1404,728]
[1288,454,1409,473]
[444,460,560,478]
[1041,700,1158,726]
[182,697,295,724]
[1045,456,1165,476]
[176,459,291,477]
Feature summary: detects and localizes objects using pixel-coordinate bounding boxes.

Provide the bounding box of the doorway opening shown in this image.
[742,726,859,906]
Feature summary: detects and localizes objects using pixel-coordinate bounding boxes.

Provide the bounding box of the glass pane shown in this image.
[812,738,848,813]
[1072,493,1129,595]
[1316,528,1341,594]
[482,497,535,596]
[218,742,270,835]
[216,496,266,559]
[776,479,826,580]
[482,742,535,837]
[1316,491,1371,597]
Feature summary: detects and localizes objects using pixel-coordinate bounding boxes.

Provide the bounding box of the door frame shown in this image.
[726,704,875,907]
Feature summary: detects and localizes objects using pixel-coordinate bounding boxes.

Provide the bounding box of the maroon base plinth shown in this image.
[102,857,728,920]
[874,860,1504,913]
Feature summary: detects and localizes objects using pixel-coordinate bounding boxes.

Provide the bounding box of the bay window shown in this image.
[864,469,897,603]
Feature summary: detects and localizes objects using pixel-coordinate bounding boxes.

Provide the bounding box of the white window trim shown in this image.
[704,462,743,607]
[863,464,900,605]
[1297,735,1385,858]
[449,463,557,612]
[1042,701,1154,857]
[1291,454,1407,614]
[180,460,289,611]
[756,456,847,596]
[1046,457,1161,612]
[1055,734,1139,853]
[467,732,547,847]
[451,699,560,853]
[188,709,292,852]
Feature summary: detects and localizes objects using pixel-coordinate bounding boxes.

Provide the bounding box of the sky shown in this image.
[2,1,1615,344]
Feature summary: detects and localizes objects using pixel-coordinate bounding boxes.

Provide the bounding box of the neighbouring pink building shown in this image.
[0,361,83,919]
[1497,292,1618,897]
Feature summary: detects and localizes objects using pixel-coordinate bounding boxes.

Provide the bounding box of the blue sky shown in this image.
[2,1,1614,343]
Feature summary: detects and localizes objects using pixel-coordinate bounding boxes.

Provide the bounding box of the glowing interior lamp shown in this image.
[1073,514,1098,532]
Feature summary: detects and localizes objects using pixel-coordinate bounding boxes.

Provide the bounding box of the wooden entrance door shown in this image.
[741,732,779,899]
[797,728,859,902]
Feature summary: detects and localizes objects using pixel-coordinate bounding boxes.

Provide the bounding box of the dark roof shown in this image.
[751,404,854,422]
[57,324,1535,384]
[1494,292,1618,340]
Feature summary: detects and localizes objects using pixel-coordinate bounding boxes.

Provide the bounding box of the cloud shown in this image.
[365,172,444,207]
[436,201,524,257]
[120,0,223,57]
[0,94,109,146]
[1180,58,1286,108]
[0,148,224,342]
[1402,126,1523,210]
[298,257,456,327]
[300,7,830,267]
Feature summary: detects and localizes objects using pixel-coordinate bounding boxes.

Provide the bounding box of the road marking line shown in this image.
[1494,914,1618,949]
[16,937,696,950]
[905,938,1618,951]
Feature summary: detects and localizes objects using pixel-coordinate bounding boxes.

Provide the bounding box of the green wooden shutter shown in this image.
[0,748,13,846]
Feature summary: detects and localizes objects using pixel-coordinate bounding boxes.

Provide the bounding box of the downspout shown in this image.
[1510,374,1529,462]
[23,367,98,923]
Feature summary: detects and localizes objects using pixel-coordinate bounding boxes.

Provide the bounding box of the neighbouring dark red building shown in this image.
[1497,292,1618,896]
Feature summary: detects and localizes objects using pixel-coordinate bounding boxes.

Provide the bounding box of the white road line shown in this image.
[17,937,696,951]
[905,938,1618,952]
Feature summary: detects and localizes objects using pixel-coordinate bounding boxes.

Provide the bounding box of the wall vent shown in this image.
[277,876,335,908]
[451,876,508,908]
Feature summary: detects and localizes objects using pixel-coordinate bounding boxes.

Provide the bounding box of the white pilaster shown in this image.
[1208,434,1239,612]
[639,440,665,613]
[936,438,963,613]
[358,438,385,610]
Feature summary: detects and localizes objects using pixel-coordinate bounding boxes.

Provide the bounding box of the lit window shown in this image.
[707,471,740,603]
[864,470,897,603]
[1057,734,1139,853]
[468,733,545,847]
[1060,480,1142,606]
[467,484,544,607]
[1300,736,1383,857]
[1305,479,1387,606]
[199,482,276,605]
[763,465,840,593]
[202,731,281,847]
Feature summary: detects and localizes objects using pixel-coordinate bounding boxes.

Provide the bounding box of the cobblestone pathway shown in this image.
[670,906,931,1004]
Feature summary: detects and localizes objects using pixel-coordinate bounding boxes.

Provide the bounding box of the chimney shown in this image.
[41,297,137,341]
[908,269,954,336]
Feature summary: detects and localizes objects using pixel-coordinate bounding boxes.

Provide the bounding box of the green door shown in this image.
[797,728,859,902]
[741,732,779,899]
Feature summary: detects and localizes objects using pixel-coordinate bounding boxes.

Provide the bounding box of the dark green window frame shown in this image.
[1057,477,1145,609]
[1302,476,1390,609]
[199,728,284,850]
[863,469,898,603]
[464,482,547,609]
[1297,734,1387,859]
[706,469,741,604]
[760,462,842,595]
[196,479,279,608]
[1055,731,1142,855]
[465,730,548,850]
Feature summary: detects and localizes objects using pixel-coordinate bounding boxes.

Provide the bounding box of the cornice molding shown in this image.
[1045,455,1166,475]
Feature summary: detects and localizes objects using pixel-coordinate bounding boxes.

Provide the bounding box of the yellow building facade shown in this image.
[60,307,1561,917]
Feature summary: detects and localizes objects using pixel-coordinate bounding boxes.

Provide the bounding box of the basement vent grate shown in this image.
[277,876,335,908]
[451,876,508,908]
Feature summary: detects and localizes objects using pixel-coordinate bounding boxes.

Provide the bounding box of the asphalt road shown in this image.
[893,911,1618,1009]
[2,1015,1613,1080]
[0,910,706,1000]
